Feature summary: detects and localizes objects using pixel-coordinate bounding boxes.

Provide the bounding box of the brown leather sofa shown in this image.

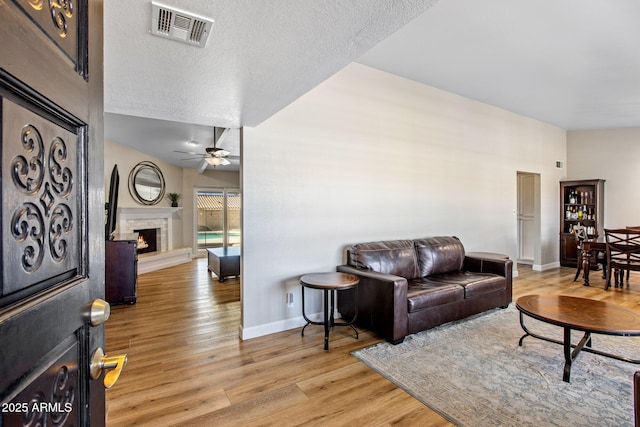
[635,371,640,427]
[337,236,513,344]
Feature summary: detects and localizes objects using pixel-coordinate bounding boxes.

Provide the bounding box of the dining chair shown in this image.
[572,224,607,283]
[604,228,640,290]
[623,226,640,284]
[572,225,588,282]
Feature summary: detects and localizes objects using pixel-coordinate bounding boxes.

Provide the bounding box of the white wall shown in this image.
[567,127,640,228]
[240,63,566,339]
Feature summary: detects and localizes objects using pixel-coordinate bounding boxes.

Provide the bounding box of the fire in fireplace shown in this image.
[134,228,158,254]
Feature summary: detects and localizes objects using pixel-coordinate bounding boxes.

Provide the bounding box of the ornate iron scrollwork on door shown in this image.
[11,0,87,77]
[2,96,82,302]
[10,123,74,272]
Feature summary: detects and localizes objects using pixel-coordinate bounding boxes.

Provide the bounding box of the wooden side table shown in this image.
[300,272,359,350]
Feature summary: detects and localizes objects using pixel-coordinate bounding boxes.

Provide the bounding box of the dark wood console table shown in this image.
[105,239,138,304]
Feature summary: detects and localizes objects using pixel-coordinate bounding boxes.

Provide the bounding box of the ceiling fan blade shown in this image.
[198,158,208,174]
[174,150,206,156]
[180,157,206,161]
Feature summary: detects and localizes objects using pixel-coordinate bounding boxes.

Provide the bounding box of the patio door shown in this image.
[196,189,241,249]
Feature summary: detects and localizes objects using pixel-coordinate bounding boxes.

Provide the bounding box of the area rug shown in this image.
[353,304,640,426]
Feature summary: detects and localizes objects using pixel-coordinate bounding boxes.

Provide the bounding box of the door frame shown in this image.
[516,171,541,269]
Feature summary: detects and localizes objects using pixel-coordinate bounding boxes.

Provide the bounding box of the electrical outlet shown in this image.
[286,292,294,307]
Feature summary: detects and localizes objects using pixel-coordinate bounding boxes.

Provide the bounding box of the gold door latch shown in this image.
[90,347,127,389]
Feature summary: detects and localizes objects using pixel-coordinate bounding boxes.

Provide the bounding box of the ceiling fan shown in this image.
[174,129,238,167]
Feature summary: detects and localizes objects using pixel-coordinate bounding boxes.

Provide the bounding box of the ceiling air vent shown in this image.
[151,2,214,48]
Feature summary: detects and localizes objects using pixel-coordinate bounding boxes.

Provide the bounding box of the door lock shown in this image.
[86,299,111,326]
[90,347,127,389]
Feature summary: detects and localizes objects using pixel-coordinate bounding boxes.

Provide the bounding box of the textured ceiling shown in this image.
[104,0,439,170]
[358,0,640,130]
[105,0,439,127]
[104,0,640,171]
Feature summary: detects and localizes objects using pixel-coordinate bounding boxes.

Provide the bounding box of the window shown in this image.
[196,189,241,248]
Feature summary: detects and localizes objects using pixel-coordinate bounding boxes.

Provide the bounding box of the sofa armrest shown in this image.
[463,256,513,305]
[463,256,512,277]
[337,265,409,344]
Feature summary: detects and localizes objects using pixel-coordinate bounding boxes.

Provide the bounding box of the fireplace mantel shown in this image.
[118,207,181,216]
[117,206,181,252]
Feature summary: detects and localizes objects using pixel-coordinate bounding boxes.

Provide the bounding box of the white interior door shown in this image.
[517,173,536,263]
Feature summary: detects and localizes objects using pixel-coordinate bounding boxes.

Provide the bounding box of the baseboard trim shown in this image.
[239,315,306,340]
[239,312,325,340]
[533,261,561,271]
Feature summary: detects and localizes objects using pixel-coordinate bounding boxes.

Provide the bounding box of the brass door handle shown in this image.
[90,347,127,389]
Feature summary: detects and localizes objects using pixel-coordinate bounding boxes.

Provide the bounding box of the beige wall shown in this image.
[104,139,240,253]
[567,127,640,228]
[241,63,567,338]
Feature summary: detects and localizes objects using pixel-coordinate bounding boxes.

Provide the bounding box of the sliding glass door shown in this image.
[225,191,241,246]
[196,189,241,248]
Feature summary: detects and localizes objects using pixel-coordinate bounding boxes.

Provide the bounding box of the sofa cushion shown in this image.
[349,240,420,279]
[423,271,505,298]
[414,236,465,277]
[407,278,464,312]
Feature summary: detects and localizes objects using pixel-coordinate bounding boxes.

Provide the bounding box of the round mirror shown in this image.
[128,161,166,205]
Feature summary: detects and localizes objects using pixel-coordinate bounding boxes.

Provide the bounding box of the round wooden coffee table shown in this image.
[516,295,640,382]
[300,272,359,350]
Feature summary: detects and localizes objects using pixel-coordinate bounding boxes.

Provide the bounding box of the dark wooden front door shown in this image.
[0,1,112,426]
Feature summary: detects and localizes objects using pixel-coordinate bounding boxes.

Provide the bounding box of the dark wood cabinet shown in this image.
[105,239,138,304]
[559,179,605,267]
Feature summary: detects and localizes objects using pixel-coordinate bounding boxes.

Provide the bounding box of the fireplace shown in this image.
[115,207,192,274]
[117,207,176,252]
[134,228,158,254]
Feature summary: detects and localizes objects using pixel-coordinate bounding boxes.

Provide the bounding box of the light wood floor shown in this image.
[105,259,640,426]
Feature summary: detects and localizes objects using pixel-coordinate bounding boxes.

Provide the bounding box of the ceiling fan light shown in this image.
[205,157,225,165]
